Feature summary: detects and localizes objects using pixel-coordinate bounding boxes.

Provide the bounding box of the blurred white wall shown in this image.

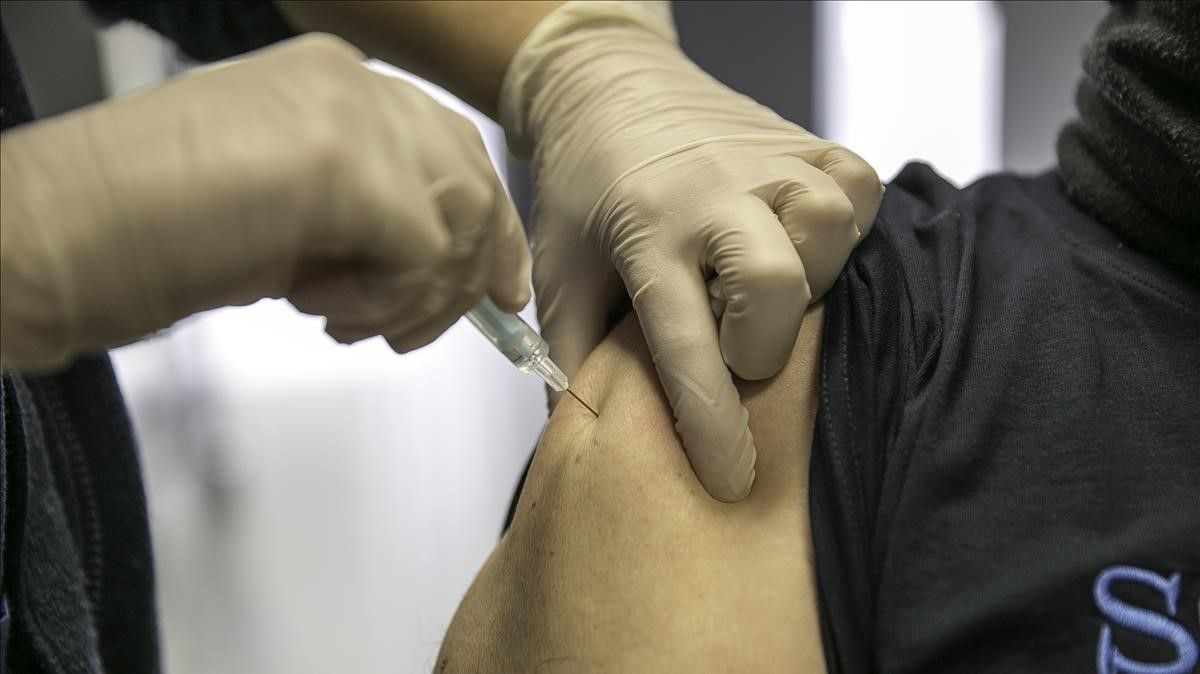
[814,0,1107,185]
[114,300,547,674]
[815,1,1005,186]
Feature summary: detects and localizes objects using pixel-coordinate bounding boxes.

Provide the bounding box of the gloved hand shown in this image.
[1,34,530,372]
[501,1,884,501]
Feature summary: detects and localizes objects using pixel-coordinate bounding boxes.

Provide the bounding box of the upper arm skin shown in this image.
[438,304,826,673]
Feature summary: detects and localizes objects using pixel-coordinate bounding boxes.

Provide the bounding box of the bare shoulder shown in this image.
[438,304,827,673]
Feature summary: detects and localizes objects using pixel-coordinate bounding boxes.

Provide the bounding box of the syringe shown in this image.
[465,298,598,416]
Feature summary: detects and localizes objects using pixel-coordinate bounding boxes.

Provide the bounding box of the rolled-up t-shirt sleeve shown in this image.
[810,162,973,673]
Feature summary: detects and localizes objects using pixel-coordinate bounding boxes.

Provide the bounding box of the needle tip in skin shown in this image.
[566,388,599,417]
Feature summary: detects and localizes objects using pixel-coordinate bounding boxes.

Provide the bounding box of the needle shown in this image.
[463,298,597,418]
[567,388,599,417]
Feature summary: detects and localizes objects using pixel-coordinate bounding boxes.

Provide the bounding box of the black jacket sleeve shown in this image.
[86,0,295,62]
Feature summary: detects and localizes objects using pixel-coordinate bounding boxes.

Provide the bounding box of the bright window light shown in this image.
[814,0,1004,186]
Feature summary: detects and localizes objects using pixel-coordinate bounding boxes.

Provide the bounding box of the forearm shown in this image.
[1,36,331,371]
[275,0,563,118]
[1,112,123,371]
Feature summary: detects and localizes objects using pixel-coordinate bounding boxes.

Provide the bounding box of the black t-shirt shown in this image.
[810,163,1200,673]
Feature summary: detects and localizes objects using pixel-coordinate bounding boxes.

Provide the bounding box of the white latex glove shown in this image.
[1,34,530,372]
[501,1,883,501]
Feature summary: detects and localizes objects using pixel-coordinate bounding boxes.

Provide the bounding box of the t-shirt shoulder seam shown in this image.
[1016,179,1199,315]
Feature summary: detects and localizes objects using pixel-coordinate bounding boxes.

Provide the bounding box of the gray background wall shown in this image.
[4,0,1107,210]
[1000,0,1109,173]
[2,0,105,115]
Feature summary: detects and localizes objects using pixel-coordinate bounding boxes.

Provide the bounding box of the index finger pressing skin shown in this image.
[626,259,757,502]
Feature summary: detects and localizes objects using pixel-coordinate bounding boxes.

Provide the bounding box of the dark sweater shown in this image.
[1,4,293,672]
[1057,0,1200,281]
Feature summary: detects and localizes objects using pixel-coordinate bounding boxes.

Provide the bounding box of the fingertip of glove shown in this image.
[711,467,756,503]
[718,305,804,382]
[703,423,757,502]
[726,348,791,382]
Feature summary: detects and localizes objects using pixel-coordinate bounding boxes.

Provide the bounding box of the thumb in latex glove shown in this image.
[501,2,883,501]
[1,34,530,372]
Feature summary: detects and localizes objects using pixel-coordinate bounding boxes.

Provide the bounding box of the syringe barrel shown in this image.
[466,298,569,392]
[465,297,548,368]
